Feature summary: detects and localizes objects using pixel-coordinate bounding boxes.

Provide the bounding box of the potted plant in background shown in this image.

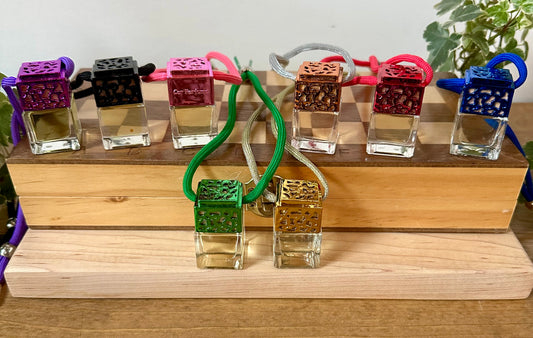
[424,0,533,206]
[0,72,16,233]
[424,0,532,73]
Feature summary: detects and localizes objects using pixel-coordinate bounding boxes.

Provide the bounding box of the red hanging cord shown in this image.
[320,56,380,86]
[384,54,433,86]
[141,51,242,84]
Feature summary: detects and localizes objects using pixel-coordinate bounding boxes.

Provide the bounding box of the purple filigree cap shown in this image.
[166,57,214,106]
[15,59,71,111]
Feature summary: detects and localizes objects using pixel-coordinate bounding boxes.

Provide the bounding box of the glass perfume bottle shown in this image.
[274,179,323,268]
[366,63,425,158]
[194,179,244,269]
[90,56,150,150]
[167,57,217,149]
[16,59,82,154]
[292,62,343,155]
[449,66,515,160]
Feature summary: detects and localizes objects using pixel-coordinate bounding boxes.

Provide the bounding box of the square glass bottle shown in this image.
[450,66,514,160]
[167,57,217,149]
[292,62,343,155]
[274,179,323,268]
[366,64,425,158]
[194,179,244,269]
[91,57,151,150]
[16,60,82,154]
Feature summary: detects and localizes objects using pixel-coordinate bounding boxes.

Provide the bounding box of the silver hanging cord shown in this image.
[269,42,356,83]
[241,83,329,202]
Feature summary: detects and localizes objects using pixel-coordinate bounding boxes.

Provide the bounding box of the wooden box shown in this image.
[6,72,528,231]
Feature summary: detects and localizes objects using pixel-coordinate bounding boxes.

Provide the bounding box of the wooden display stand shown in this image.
[6,72,529,231]
[5,229,533,299]
[4,72,533,299]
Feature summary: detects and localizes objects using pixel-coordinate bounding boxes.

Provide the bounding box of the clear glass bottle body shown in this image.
[22,93,82,154]
[194,231,244,269]
[170,104,217,149]
[366,112,419,158]
[291,109,339,155]
[273,231,322,269]
[450,112,507,160]
[97,103,151,150]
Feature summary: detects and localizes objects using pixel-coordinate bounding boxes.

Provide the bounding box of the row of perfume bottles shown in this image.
[194,179,323,269]
[7,53,526,161]
[290,58,522,161]
[5,56,220,154]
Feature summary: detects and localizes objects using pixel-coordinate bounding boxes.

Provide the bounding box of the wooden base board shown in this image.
[6,229,533,299]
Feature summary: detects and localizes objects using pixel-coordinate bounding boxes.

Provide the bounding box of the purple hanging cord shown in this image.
[0,56,73,283]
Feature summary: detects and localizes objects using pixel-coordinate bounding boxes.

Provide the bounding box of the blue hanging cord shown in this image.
[436,53,532,204]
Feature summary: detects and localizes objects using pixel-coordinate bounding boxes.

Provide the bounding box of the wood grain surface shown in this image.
[1,86,532,336]
[6,72,528,231]
[1,203,532,336]
[5,226,533,299]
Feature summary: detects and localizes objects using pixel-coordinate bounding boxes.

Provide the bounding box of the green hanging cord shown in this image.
[182,70,286,204]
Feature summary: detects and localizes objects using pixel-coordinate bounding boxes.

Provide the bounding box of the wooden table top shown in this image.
[1,104,532,336]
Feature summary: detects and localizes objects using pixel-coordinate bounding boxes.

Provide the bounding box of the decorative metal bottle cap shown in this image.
[194,179,243,233]
[91,56,143,107]
[167,57,214,107]
[460,66,515,118]
[275,179,323,233]
[373,63,425,115]
[15,59,71,111]
[294,62,343,112]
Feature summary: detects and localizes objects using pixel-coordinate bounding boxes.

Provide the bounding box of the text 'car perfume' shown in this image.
[167,57,217,149]
[91,57,151,150]
[449,66,515,160]
[274,179,323,268]
[366,63,426,158]
[194,179,244,269]
[16,59,82,154]
[292,62,342,155]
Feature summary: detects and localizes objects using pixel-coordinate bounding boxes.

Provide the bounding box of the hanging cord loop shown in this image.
[142,51,242,84]
[183,70,286,204]
[269,43,356,83]
[241,82,329,202]
[384,54,434,86]
[436,52,527,92]
[73,62,156,99]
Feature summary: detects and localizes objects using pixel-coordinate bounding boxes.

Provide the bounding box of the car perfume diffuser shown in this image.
[438,53,527,160]
[194,179,244,269]
[292,62,343,154]
[367,56,433,158]
[269,43,356,155]
[274,179,323,268]
[91,57,151,150]
[183,70,286,270]
[5,57,82,154]
[167,57,217,149]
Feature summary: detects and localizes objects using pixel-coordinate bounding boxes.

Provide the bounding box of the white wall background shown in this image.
[1,0,532,101]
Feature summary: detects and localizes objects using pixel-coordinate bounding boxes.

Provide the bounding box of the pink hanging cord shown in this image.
[142,51,242,84]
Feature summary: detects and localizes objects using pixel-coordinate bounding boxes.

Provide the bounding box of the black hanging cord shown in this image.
[71,63,156,99]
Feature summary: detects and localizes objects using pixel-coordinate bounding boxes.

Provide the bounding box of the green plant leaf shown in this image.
[424,21,461,69]
[450,4,482,22]
[486,3,511,26]
[463,31,490,54]
[512,0,533,14]
[505,37,519,51]
[435,0,463,16]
